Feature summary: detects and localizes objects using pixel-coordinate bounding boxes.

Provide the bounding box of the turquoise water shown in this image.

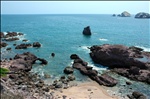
[1,14,150,98]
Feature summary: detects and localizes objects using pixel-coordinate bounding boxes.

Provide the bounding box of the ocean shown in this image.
[1,14,150,98]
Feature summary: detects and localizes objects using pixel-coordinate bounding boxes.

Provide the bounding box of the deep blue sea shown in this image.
[1,14,150,98]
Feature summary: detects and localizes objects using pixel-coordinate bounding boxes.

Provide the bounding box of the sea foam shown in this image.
[99,38,108,41]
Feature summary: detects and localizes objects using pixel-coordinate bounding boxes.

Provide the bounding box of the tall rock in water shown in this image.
[82,26,92,35]
[135,12,150,18]
[121,11,131,17]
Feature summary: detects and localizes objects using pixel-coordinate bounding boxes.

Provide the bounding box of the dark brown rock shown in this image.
[33,42,41,47]
[90,44,147,69]
[0,42,8,48]
[83,26,92,35]
[64,67,74,74]
[70,54,80,59]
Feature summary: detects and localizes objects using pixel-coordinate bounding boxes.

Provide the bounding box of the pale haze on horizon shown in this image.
[1,1,150,14]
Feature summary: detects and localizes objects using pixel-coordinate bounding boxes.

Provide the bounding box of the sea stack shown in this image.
[82,26,92,35]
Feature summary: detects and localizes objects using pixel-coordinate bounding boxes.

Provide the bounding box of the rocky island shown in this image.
[135,12,150,18]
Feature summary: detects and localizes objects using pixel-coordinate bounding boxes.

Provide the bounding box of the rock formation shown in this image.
[90,44,150,83]
[82,26,92,35]
[70,54,118,87]
[135,12,150,18]
[121,11,131,17]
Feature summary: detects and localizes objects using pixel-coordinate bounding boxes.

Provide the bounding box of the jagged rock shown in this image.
[135,12,150,18]
[82,26,92,35]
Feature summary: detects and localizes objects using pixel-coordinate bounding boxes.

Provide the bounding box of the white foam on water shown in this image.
[78,46,90,53]
[99,38,108,41]
[88,63,107,71]
[135,46,150,52]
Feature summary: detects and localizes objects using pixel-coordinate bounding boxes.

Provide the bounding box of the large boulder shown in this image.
[82,26,92,35]
[121,11,131,17]
[135,12,150,18]
[90,44,147,69]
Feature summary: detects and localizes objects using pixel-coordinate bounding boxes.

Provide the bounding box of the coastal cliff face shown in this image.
[90,44,150,84]
[135,12,150,18]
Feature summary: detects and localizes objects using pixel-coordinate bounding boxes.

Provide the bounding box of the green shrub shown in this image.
[0,67,9,77]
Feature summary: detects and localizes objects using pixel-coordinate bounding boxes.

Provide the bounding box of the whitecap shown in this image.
[99,38,108,41]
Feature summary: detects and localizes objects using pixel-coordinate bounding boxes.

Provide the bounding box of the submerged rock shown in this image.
[82,26,92,35]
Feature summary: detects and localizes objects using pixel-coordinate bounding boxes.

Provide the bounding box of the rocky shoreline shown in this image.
[89,44,150,85]
[1,31,149,99]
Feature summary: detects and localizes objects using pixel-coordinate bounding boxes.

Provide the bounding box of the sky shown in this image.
[1,1,150,14]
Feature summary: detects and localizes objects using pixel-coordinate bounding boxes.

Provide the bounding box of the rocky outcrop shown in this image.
[121,11,131,17]
[3,32,24,38]
[90,44,147,69]
[135,12,150,18]
[9,52,47,72]
[82,26,92,35]
[71,54,117,87]
[90,44,150,83]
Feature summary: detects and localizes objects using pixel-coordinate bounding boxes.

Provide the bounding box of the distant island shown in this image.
[112,11,150,19]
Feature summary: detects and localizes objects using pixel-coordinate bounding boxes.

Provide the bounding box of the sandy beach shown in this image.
[52,80,118,99]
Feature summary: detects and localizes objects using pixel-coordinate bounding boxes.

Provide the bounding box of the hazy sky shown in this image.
[1,1,150,14]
